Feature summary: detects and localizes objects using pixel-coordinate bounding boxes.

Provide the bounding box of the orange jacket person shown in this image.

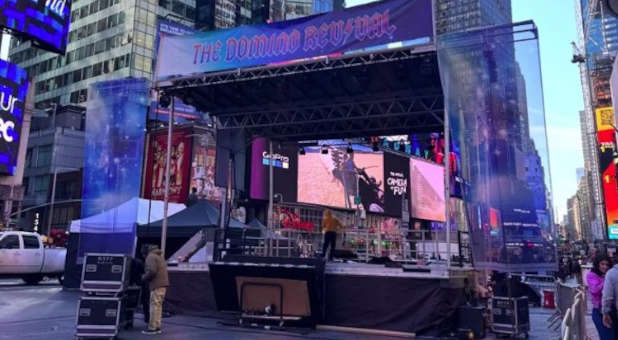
[322,210,342,261]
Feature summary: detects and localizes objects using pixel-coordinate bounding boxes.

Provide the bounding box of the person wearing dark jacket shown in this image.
[141,245,169,335]
[136,245,151,324]
[186,187,198,207]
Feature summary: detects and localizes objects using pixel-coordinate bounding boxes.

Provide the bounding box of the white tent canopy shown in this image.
[70,197,186,233]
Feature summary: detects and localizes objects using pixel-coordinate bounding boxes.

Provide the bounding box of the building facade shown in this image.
[575,0,618,239]
[435,0,512,35]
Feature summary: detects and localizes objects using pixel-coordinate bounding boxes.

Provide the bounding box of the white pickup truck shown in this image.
[0,231,66,284]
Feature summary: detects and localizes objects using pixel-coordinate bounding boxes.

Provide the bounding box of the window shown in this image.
[23,235,40,249]
[34,175,50,194]
[93,62,102,77]
[37,146,52,167]
[0,235,20,249]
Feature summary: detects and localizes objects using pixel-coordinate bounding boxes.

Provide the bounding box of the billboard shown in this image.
[249,137,298,202]
[0,0,72,54]
[383,152,409,216]
[410,159,445,222]
[156,0,433,79]
[143,128,193,204]
[595,107,618,239]
[297,145,384,212]
[0,59,28,175]
[190,132,223,202]
[79,78,148,255]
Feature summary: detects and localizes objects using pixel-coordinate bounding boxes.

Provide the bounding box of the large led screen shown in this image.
[0,59,28,175]
[410,159,445,222]
[250,137,298,202]
[0,0,72,54]
[298,145,384,212]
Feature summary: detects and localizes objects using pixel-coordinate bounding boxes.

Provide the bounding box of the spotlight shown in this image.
[299,147,306,155]
[346,143,353,154]
[372,141,379,152]
[159,92,171,108]
[321,145,328,154]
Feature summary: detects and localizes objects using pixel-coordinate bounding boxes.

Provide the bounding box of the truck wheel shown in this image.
[23,275,42,285]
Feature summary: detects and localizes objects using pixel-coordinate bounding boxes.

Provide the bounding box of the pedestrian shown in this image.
[601,256,618,338]
[589,255,615,340]
[141,245,169,335]
[138,244,151,324]
[321,209,342,261]
[186,187,198,207]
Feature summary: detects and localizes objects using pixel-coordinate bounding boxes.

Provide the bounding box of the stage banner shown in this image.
[143,128,193,204]
[78,78,148,256]
[383,152,409,217]
[596,107,618,239]
[0,59,28,175]
[0,0,72,54]
[155,0,433,80]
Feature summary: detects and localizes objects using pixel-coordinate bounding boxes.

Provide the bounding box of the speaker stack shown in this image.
[75,253,140,339]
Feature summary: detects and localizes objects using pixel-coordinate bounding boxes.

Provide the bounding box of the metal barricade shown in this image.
[555,285,586,340]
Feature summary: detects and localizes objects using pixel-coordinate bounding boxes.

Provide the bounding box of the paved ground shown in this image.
[0,279,569,339]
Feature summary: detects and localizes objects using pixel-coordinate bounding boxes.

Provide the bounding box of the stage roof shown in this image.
[157,44,444,141]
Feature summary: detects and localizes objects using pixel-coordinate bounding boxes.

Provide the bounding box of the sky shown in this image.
[347,0,585,220]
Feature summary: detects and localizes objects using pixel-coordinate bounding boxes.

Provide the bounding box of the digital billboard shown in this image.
[0,59,28,175]
[143,128,193,204]
[410,159,445,222]
[297,145,384,212]
[0,0,72,54]
[596,107,618,239]
[383,152,409,216]
[190,132,223,202]
[249,137,298,202]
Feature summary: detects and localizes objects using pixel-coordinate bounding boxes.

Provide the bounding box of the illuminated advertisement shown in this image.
[143,128,193,204]
[79,78,148,255]
[249,137,298,202]
[0,0,72,54]
[190,132,223,202]
[410,159,445,222]
[596,107,618,239]
[383,152,410,216]
[298,144,384,212]
[0,59,28,175]
[156,0,433,79]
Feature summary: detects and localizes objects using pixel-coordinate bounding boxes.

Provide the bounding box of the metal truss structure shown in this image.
[157,44,444,141]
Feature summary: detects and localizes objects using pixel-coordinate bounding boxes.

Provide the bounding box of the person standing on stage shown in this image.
[322,209,342,261]
[141,245,169,335]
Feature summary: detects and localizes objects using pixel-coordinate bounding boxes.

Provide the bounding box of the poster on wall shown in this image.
[410,158,445,222]
[298,144,384,212]
[0,0,72,54]
[190,132,223,202]
[143,128,192,203]
[249,137,298,202]
[0,59,28,175]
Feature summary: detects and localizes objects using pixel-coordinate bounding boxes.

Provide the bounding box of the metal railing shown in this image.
[546,282,586,340]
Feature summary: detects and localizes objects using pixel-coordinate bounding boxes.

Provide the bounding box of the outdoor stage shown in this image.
[165,262,470,335]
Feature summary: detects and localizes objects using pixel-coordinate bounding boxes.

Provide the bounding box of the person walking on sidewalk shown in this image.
[322,209,342,261]
[141,245,169,335]
[589,255,615,340]
[600,255,618,339]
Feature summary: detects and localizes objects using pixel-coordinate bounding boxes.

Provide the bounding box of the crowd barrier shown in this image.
[547,282,585,340]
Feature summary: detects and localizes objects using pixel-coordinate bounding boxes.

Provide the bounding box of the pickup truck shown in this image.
[0,231,66,285]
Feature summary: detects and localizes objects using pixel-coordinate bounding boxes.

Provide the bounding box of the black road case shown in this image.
[75,296,127,339]
[490,296,530,338]
[81,254,131,293]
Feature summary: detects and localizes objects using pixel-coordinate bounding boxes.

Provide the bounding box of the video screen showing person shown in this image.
[298,144,384,212]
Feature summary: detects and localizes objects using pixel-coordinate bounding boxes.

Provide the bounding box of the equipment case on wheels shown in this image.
[490,296,530,338]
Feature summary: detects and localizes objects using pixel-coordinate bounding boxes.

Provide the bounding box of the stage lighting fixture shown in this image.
[321,145,328,154]
[159,93,171,108]
[346,143,353,154]
[299,147,306,155]
[372,142,379,152]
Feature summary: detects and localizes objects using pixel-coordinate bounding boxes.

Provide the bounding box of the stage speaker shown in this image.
[81,253,131,293]
[456,305,486,339]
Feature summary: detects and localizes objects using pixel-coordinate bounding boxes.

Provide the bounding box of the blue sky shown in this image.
[348,0,585,220]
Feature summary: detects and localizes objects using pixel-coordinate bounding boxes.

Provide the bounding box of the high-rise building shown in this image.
[8,0,197,109]
[575,0,618,239]
[435,0,512,35]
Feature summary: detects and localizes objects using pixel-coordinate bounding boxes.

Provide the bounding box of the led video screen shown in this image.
[0,0,72,54]
[298,145,384,212]
[0,59,28,175]
[410,159,445,222]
